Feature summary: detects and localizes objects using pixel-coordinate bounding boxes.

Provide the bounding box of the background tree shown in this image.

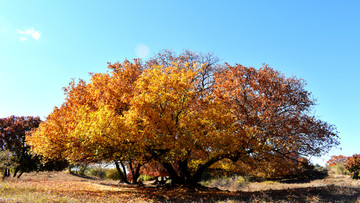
[345,154,360,179]
[326,155,348,166]
[0,116,68,178]
[27,50,339,186]
[326,155,349,175]
[0,116,42,178]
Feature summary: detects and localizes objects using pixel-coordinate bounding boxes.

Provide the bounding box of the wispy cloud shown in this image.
[17,28,41,41]
[19,36,28,42]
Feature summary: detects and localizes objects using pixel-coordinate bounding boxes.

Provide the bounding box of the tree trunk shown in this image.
[179,159,191,182]
[162,162,183,184]
[128,161,141,184]
[128,161,134,183]
[3,169,7,178]
[17,171,24,178]
[4,168,10,177]
[353,171,359,180]
[68,165,73,174]
[114,160,129,184]
[79,164,88,175]
[13,166,20,178]
[191,154,241,184]
[133,163,141,184]
[161,154,243,186]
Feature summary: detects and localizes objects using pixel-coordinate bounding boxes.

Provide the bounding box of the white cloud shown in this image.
[17,28,41,41]
[19,36,28,42]
[135,44,150,58]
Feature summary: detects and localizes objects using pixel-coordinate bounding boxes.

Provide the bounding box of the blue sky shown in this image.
[0,1,359,165]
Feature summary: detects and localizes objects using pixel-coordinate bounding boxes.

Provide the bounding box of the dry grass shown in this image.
[1,171,360,202]
[0,172,150,202]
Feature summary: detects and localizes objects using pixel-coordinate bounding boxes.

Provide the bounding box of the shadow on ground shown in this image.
[69,172,98,180]
[279,170,329,184]
[98,182,360,202]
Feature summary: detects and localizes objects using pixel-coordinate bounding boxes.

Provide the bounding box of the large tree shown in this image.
[27,50,339,185]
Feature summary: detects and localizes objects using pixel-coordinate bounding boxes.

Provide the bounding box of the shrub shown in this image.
[138,174,155,182]
[105,168,121,180]
[201,175,247,190]
[327,163,348,175]
[88,166,106,179]
[334,163,349,175]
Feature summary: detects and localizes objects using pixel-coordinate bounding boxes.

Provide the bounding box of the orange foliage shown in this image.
[326,155,348,166]
[345,154,360,179]
[27,50,339,185]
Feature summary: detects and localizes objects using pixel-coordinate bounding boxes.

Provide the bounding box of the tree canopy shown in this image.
[27,50,339,185]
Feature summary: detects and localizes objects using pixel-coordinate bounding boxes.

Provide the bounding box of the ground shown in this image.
[1,171,360,202]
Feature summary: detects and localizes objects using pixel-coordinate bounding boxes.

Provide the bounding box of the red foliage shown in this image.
[345,154,360,179]
[140,161,169,177]
[0,116,41,153]
[326,155,348,166]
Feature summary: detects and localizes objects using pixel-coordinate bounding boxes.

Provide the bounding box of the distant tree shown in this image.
[27,50,340,186]
[326,155,348,166]
[345,154,360,179]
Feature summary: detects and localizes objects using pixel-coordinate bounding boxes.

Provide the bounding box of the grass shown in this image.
[1,171,360,202]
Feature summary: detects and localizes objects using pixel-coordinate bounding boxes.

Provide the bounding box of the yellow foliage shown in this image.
[27,50,338,185]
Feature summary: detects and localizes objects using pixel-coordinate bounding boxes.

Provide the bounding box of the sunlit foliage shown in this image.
[345,154,360,179]
[326,155,348,167]
[27,50,339,185]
